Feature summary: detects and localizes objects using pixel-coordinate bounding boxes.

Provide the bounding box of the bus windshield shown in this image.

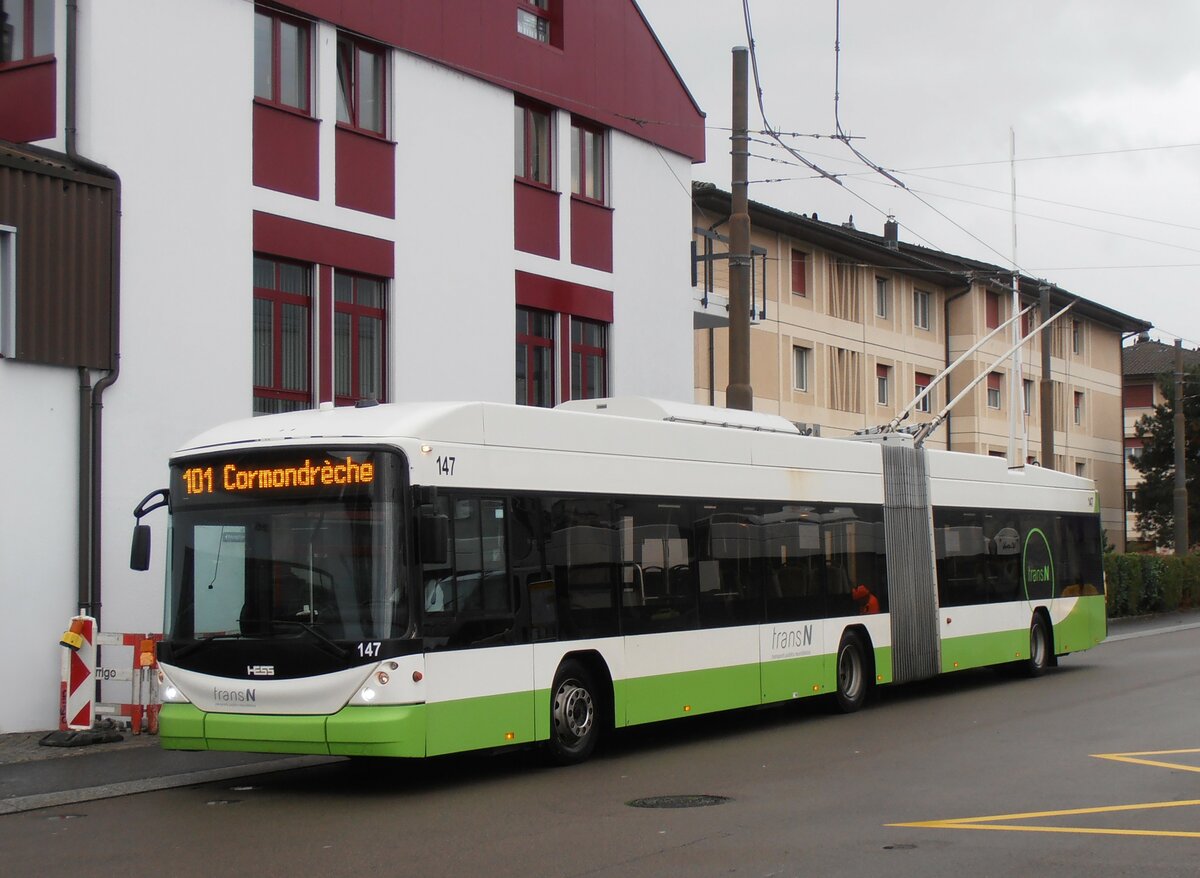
[164,448,406,645]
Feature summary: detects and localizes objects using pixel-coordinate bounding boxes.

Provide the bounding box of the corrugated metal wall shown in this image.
[0,153,114,369]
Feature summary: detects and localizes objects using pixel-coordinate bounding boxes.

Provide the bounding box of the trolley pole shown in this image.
[726,46,753,412]
[1174,339,1188,554]
[1039,285,1055,469]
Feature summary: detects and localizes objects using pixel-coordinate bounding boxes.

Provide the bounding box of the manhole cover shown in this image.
[626,795,731,809]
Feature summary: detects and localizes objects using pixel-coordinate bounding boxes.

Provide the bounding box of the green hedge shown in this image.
[1104,553,1200,617]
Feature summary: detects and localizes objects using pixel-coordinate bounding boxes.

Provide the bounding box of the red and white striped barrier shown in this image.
[59,615,97,731]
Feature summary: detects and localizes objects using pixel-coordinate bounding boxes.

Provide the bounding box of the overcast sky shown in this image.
[637,0,1200,347]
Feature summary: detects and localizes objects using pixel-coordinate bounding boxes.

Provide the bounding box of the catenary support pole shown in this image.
[1174,339,1188,554]
[726,46,753,411]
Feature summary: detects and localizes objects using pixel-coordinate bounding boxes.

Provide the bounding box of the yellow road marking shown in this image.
[891,750,1200,840]
[1093,748,1200,774]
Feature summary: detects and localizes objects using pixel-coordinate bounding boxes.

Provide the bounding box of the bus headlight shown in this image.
[158,671,190,704]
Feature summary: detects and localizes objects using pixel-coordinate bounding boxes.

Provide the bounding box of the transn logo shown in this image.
[247,665,275,677]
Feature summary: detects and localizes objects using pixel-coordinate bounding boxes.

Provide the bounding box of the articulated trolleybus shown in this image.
[130,397,1104,763]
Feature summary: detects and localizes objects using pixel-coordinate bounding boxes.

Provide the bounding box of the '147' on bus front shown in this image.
[437,456,455,476]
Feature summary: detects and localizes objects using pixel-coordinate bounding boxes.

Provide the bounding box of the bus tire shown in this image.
[1024,614,1052,677]
[834,631,870,714]
[546,659,601,765]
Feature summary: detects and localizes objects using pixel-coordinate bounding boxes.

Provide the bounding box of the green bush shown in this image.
[1104,552,1200,617]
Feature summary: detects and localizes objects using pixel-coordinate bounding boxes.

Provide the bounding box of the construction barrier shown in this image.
[58,617,162,735]
[58,615,97,731]
[95,631,162,735]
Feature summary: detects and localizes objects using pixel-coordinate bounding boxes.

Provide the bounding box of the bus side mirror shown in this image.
[419,509,449,566]
[130,488,169,572]
[131,524,152,571]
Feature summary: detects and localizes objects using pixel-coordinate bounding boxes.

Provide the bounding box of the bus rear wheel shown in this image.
[1024,615,1052,677]
[546,660,601,765]
[834,631,870,713]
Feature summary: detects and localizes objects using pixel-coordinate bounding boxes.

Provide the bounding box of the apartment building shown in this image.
[0,0,704,732]
[1122,335,1200,550]
[691,184,1150,549]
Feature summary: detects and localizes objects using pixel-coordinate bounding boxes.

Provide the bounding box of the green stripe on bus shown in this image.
[941,628,1027,672]
[622,663,762,725]
[327,705,426,758]
[1054,595,1106,653]
[425,690,536,756]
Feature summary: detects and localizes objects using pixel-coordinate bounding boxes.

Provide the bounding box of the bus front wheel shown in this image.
[834,631,870,713]
[546,660,601,765]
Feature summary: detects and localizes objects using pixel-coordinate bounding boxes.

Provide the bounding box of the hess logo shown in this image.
[247,665,275,677]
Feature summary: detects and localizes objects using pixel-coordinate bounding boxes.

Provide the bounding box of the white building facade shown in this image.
[0,0,704,731]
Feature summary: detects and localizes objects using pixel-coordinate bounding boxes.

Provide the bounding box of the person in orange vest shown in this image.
[852,584,879,614]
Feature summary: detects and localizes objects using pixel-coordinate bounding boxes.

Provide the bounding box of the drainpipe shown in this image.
[942,281,972,451]
[67,0,122,627]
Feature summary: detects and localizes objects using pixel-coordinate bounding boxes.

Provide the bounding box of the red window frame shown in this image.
[876,364,890,405]
[985,291,1000,329]
[336,32,387,137]
[253,255,312,414]
[571,119,605,204]
[790,249,807,296]
[914,371,932,412]
[0,0,53,66]
[515,100,553,187]
[570,317,607,401]
[516,307,556,407]
[333,271,387,406]
[254,7,311,114]
[987,372,1002,409]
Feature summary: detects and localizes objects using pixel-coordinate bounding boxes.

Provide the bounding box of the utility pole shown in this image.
[1039,285,1055,469]
[726,46,753,411]
[1174,339,1188,554]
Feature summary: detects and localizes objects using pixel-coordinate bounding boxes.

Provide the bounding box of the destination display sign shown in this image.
[172,449,386,505]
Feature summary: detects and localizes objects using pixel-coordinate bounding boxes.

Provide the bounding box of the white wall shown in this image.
[609,131,694,401]
[0,363,81,731]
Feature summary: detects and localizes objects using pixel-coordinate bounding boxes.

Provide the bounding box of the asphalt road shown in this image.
[4,621,1199,878]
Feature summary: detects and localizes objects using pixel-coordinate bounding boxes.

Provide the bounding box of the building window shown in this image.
[1124,383,1153,408]
[1075,460,1086,478]
[793,345,810,392]
[0,0,53,64]
[1072,319,1083,355]
[516,0,550,42]
[1074,390,1084,425]
[985,290,1000,330]
[1023,378,1034,415]
[987,372,1002,409]
[334,272,386,406]
[876,364,890,406]
[913,289,931,330]
[570,318,607,400]
[516,307,555,407]
[1125,439,1143,461]
[0,225,14,358]
[571,119,605,203]
[515,101,552,186]
[1126,489,1136,511]
[336,33,387,136]
[875,277,890,318]
[790,250,807,296]
[914,371,932,413]
[254,7,311,113]
[253,256,312,415]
